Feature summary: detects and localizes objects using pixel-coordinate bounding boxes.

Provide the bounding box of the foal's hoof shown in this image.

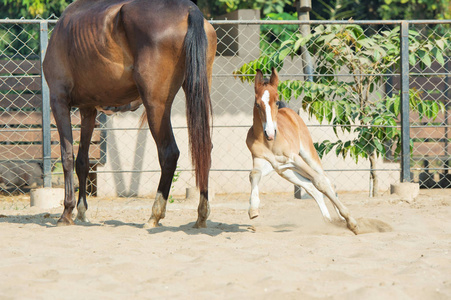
[56,216,74,226]
[347,219,359,235]
[248,208,259,219]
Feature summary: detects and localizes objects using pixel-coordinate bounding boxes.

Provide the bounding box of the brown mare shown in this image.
[43,0,217,228]
[246,68,359,234]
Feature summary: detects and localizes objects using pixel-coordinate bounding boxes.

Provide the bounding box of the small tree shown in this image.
[235,24,449,196]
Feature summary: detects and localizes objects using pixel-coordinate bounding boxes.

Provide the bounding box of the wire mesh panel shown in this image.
[0,21,43,194]
[408,23,451,189]
[0,18,450,199]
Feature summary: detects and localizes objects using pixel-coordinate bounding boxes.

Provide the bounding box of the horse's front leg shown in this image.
[248,158,274,219]
[51,96,75,226]
[75,108,97,223]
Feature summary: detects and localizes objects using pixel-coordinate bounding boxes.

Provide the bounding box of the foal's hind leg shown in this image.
[278,169,332,222]
[75,108,97,223]
[51,95,76,226]
[310,173,359,234]
[291,157,358,234]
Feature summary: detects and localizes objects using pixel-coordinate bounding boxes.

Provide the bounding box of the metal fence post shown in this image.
[294,1,313,199]
[40,21,52,188]
[400,21,411,182]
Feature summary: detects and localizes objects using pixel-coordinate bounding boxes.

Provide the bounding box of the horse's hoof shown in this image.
[350,225,359,235]
[323,215,332,223]
[248,208,259,219]
[56,217,74,226]
[193,220,207,228]
[76,214,90,223]
[143,220,159,229]
[347,219,359,235]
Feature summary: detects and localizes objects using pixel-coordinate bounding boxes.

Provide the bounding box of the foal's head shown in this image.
[254,68,280,141]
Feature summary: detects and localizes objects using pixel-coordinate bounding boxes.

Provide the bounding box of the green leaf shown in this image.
[334,101,344,122]
[436,39,445,51]
[432,102,440,119]
[374,139,384,154]
[409,53,416,65]
[432,47,445,66]
[278,47,291,61]
[394,96,401,116]
[320,33,336,44]
[293,35,311,52]
[418,50,432,68]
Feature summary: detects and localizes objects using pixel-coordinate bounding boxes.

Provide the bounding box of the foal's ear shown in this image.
[269,67,279,87]
[254,69,264,92]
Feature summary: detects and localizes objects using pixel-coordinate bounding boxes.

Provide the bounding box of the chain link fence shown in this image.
[0,16,450,199]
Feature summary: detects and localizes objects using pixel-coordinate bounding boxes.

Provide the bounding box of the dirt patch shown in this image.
[0,189,450,299]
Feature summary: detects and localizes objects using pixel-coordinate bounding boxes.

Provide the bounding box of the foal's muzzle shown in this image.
[264,130,276,141]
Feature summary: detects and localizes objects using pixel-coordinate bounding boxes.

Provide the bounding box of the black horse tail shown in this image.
[183,8,212,192]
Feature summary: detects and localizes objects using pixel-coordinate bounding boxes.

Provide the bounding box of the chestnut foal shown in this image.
[246,69,359,234]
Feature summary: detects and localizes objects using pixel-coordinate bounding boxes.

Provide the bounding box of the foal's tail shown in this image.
[183,8,213,192]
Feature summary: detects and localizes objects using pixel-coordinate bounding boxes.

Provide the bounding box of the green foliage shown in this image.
[216,0,293,15]
[169,167,181,203]
[311,0,357,20]
[236,24,449,165]
[1,0,70,18]
[260,12,298,54]
[378,0,451,20]
[197,0,294,18]
[311,0,450,21]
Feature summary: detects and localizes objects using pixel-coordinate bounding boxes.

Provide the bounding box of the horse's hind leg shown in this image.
[133,63,182,228]
[311,174,359,234]
[75,107,97,222]
[278,169,332,222]
[51,94,76,226]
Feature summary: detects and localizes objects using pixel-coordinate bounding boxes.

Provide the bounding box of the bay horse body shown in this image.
[246,69,359,234]
[43,0,217,228]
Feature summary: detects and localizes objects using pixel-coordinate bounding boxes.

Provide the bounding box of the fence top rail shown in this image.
[1,18,450,25]
[0,19,58,24]
[209,19,451,25]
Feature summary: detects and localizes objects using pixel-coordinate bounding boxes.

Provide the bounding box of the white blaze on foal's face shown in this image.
[261,90,276,140]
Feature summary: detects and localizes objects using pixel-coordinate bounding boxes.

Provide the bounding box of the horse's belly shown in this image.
[70,74,139,108]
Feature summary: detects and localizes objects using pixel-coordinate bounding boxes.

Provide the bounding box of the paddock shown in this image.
[1,189,450,299]
[1,13,450,300]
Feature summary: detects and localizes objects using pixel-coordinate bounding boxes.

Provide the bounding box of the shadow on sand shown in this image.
[0,213,252,236]
[145,220,252,236]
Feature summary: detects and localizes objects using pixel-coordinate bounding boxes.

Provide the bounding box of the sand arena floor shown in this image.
[0,189,450,299]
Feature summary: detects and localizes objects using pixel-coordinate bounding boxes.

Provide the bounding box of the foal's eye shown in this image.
[255,103,260,108]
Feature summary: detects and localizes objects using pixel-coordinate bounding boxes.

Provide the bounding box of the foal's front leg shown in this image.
[248,158,273,219]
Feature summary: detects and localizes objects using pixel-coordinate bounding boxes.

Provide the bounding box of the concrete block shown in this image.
[215,9,261,57]
[30,188,64,209]
[390,182,420,201]
[294,185,312,199]
[185,187,199,200]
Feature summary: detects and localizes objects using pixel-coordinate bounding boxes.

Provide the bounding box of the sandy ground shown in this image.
[0,189,450,299]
